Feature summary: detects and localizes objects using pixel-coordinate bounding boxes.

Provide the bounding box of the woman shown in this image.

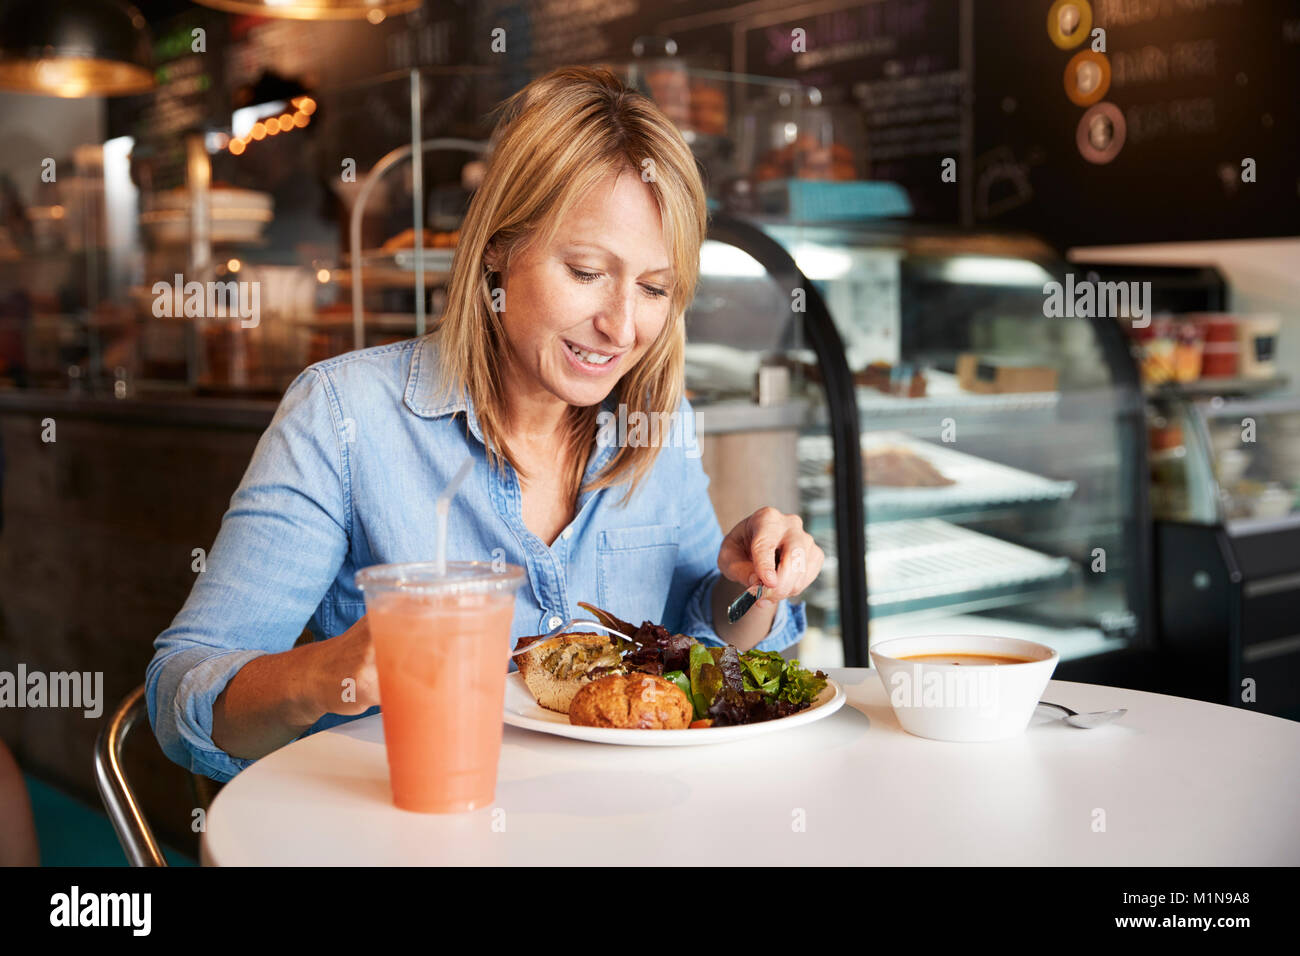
[148,66,825,783]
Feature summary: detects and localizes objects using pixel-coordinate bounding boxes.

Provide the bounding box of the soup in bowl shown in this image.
[869,634,1059,741]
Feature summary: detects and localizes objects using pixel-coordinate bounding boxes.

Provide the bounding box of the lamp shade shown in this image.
[0,0,154,97]
[190,0,421,21]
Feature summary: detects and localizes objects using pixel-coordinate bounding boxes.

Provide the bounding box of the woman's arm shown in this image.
[147,367,361,781]
[669,405,820,653]
[211,615,377,761]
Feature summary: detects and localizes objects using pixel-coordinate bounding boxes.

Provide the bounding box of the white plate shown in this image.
[502,672,845,746]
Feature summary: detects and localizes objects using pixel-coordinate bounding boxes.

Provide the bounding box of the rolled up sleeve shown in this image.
[146,366,351,782]
[667,400,806,654]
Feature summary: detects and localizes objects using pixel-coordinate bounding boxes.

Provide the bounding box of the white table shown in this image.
[201,669,1300,865]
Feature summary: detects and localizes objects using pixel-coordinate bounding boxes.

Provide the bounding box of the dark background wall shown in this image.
[117,0,1300,249]
[0,399,267,855]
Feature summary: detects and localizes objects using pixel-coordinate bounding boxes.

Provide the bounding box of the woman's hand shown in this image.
[717,506,825,610]
[305,614,380,717]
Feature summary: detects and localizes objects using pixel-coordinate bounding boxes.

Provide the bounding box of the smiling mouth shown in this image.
[564,340,620,366]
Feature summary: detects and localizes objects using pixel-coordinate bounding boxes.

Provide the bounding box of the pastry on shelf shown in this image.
[862,447,955,487]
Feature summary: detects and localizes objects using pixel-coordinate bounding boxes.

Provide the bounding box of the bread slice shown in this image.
[514,633,625,713]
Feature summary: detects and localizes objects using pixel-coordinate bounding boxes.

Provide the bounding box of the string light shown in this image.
[228,101,313,155]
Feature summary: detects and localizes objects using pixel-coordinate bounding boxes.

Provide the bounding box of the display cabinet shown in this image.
[1151,395,1300,717]
[688,217,1154,671]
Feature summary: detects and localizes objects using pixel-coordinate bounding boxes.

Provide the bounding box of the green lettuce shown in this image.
[738,649,827,705]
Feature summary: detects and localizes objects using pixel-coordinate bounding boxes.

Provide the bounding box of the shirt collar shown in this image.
[403,333,486,443]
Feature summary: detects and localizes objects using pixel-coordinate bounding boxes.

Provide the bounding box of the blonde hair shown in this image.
[433,65,708,505]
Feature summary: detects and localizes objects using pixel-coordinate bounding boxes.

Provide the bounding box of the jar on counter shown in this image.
[1238,314,1281,379]
[735,85,865,184]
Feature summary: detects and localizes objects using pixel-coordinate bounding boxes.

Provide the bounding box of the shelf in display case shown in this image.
[806,518,1074,618]
[1145,375,1288,399]
[798,431,1076,522]
[331,248,457,289]
[856,384,1061,418]
[800,372,1064,424]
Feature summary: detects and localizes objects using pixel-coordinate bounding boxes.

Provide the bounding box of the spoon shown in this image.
[509,618,632,657]
[1036,700,1127,728]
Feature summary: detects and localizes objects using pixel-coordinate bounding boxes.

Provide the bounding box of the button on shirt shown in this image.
[147,334,806,782]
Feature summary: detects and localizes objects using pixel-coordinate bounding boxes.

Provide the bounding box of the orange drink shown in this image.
[357,561,524,813]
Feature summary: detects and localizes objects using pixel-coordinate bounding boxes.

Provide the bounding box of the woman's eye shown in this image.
[568,265,667,299]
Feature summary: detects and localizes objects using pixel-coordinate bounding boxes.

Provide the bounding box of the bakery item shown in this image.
[864,447,954,487]
[514,633,625,714]
[568,673,693,729]
[381,228,439,252]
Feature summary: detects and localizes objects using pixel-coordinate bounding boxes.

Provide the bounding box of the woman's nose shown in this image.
[593,283,638,348]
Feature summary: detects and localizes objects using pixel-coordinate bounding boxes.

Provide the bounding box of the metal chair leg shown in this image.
[93,684,167,867]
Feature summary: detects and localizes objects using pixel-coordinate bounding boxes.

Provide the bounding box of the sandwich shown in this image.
[513,633,626,714]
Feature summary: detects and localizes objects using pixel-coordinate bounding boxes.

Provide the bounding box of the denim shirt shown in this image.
[147,334,805,781]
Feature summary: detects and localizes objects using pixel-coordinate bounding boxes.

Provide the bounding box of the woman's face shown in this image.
[491,166,675,413]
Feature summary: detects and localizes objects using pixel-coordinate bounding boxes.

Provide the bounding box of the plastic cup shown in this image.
[356,560,524,813]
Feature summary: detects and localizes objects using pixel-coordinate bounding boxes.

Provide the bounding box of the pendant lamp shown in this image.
[0,0,154,97]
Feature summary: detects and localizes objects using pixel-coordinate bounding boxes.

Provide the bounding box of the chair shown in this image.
[94,684,167,866]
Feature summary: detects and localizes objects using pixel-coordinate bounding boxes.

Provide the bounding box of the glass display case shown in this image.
[1152,397,1300,528]
[1150,394,1300,718]
[687,217,1153,672]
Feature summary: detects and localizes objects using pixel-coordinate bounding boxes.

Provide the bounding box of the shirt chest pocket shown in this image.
[596,524,680,628]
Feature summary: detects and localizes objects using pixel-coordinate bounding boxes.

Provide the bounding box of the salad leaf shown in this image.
[738,650,785,696]
[688,643,724,719]
[663,669,692,703]
[780,659,828,704]
[737,649,827,706]
[712,645,744,694]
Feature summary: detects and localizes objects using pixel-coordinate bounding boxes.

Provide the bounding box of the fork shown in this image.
[509,618,632,657]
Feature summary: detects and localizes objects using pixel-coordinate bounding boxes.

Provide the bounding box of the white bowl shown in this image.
[1251,487,1295,520]
[1215,448,1251,487]
[870,634,1059,742]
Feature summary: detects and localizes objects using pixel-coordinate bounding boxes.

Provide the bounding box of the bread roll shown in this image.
[568,673,693,729]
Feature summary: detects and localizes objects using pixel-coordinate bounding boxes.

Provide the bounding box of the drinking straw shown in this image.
[435,454,475,576]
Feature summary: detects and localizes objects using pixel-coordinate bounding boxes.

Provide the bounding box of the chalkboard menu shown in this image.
[971,0,1300,246]
[107,9,229,193]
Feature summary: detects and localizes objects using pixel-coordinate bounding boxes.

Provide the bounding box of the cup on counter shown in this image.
[1251,484,1295,521]
[1194,314,1240,378]
[1215,447,1252,487]
[356,560,524,813]
[1237,315,1281,379]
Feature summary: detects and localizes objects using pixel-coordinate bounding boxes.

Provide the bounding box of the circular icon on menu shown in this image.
[1047,0,1092,49]
[1064,50,1110,106]
[1076,102,1126,164]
